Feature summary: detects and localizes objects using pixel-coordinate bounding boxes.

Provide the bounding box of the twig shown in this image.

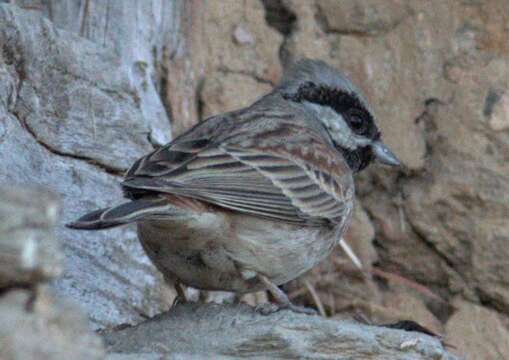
[304,280,326,317]
[339,237,363,270]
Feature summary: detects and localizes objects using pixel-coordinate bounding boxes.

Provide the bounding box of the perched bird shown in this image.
[68,59,400,314]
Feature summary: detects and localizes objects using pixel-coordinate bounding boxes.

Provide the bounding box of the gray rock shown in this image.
[34,0,174,146]
[103,303,458,360]
[0,186,61,287]
[0,4,172,328]
[0,287,104,360]
[0,109,171,328]
[0,4,164,171]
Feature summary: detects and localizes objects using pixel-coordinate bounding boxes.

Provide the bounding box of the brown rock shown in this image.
[165,0,207,136]
[166,0,282,134]
[487,91,509,131]
[203,0,282,83]
[200,71,272,120]
[362,190,451,288]
[336,294,443,338]
[383,291,444,336]
[281,0,332,65]
[316,0,411,35]
[404,56,509,309]
[445,298,509,360]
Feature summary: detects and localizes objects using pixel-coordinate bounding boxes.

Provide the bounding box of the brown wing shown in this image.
[123,113,354,225]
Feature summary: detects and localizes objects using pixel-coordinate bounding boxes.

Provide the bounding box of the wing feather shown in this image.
[123,114,353,224]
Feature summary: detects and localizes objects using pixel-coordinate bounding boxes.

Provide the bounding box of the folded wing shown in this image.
[124,115,353,225]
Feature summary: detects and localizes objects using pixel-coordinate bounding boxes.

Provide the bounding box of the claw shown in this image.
[255,303,280,315]
[255,302,317,316]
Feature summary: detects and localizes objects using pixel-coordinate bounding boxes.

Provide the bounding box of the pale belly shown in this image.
[137,210,346,293]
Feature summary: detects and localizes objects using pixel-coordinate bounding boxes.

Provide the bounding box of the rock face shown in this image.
[165,0,282,135]
[33,0,174,147]
[0,3,173,328]
[1,288,104,360]
[445,298,509,360]
[103,303,457,360]
[0,187,61,287]
[0,186,104,360]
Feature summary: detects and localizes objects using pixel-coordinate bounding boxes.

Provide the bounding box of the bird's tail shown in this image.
[66,198,180,230]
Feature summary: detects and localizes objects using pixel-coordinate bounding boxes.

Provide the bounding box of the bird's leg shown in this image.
[171,280,188,307]
[256,274,317,315]
[233,293,243,304]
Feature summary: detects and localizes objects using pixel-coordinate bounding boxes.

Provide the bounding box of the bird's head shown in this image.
[279,59,400,172]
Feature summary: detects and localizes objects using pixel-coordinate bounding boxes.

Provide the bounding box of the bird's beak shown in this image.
[371,141,401,166]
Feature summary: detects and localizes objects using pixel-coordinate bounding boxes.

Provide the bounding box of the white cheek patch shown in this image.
[303,102,370,150]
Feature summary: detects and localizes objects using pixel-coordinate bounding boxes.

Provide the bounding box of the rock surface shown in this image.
[0,186,105,360]
[35,0,174,146]
[1,287,104,360]
[103,303,457,360]
[445,298,509,360]
[0,3,173,328]
[165,0,282,134]
[0,186,61,287]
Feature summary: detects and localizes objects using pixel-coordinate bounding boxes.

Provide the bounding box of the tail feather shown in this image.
[67,198,179,230]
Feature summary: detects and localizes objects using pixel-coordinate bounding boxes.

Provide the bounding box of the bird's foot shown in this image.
[169,280,188,311]
[255,302,280,315]
[286,303,317,315]
[254,273,318,316]
[171,294,187,308]
[255,302,317,316]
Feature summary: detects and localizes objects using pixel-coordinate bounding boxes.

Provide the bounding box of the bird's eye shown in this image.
[348,113,367,134]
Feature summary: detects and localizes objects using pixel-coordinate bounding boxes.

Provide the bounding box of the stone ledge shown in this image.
[103,302,458,360]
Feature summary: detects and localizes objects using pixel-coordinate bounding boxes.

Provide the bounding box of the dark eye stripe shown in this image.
[287,82,379,139]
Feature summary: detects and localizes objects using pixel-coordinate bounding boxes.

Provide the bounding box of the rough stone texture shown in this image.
[165,0,282,135]
[0,186,61,287]
[403,59,509,310]
[32,0,174,146]
[382,291,444,337]
[201,0,282,82]
[0,287,104,360]
[1,5,154,171]
[163,0,206,136]
[200,71,272,119]
[0,186,105,359]
[445,298,509,360]
[0,3,173,328]
[316,0,412,36]
[103,303,457,360]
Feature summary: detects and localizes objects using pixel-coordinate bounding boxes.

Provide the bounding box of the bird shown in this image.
[68,59,400,314]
